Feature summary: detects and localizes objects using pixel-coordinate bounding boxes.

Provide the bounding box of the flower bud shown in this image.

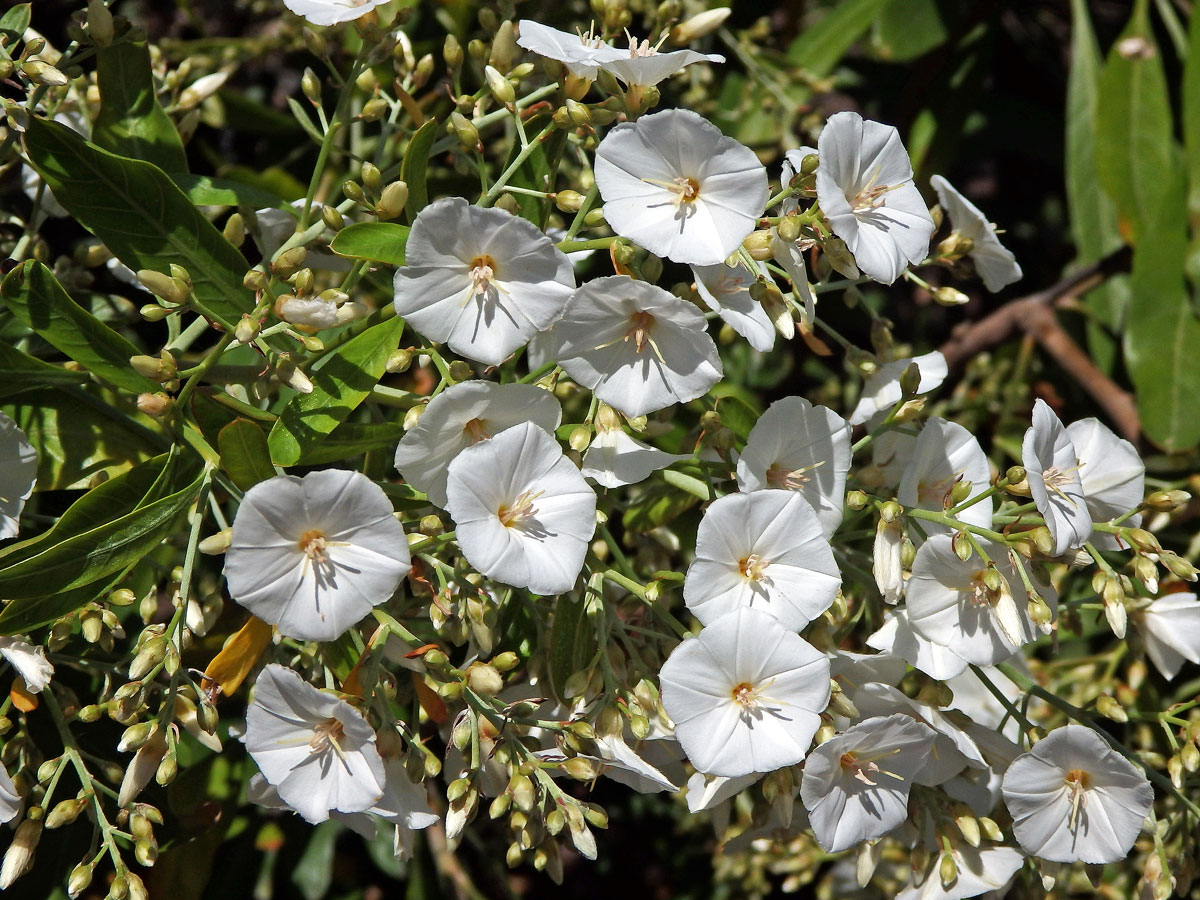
[669,7,731,43]
[223,212,245,247]
[24,59,70,87]
[301,68,322,105]
[88,0,114,46]
[0,819,42,888]
[271,246,308,278]
[136,392,172,418]
[1028,526,1055,556]
[741,230,774,260]
[1143,490,1189,511]
[128,638,168,680]
[1095,693,1128,723]
[776,216,801,243]
[465,662,503,696]
[484,65,516,106]
[879,500,902,524]
[933,286,970,306]
[938,851,957,888]
[899,361,923,397]
[136,270,188,305]
[1161,552,1199,581]
[46,797,87,829]
[376,181,409,220]
[444,34,464,70]
[449,112,482,153]
[563,757,600,781]
[68,860,93,898]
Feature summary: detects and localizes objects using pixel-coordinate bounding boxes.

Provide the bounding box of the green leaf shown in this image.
[786,0,887,75]
[1126,164,1200,452]
[295,420,407,466]
[1095,0,1174,244]
[1,261,159,394]
[873,0,948,62]
[2,389,157,490]
[0,342,89,399]
[1185,4,1200,219]
[622,483,699,532]
[401,119,439,221]
[268,317,405,466]
[171,173,286,210]
[286,96,326,146]
[549,593,595,705]
[23,117,252,331]
[291,821,341,900]
[1067,0,1131,366]
[93,41,187,172]
[0,4,30,41]
[0,463,204,620]
[330,222,410,266]
[217,419,277,490]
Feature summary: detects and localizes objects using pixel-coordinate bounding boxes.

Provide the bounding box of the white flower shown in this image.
[1002,724,1153,863]
[0,637,53,693]
[534,275,723,417]
[1134,592,1200,679]
[580,406,687,489]
[816,112,935,284]
[659,607,830,777]
[873,518,905,604]
[848,351,948,426]
[594,108,768,266]
[899,418,993,534]
[691,258,776,352]
[683,491,841,631]
[446,422,596,596]
[896,845,1025,900]
[1067,418,1144,545]
[394,380,561,508]
[0,766,19,825]
[243,665,386,824]
[906,536,1052,666]
[392,198,575,366]
[800,713,936,852]
[276,295,363,330]
[769,230,816,326]
[930,175,1022,292]
[225,469,411,642]
[780,147,818,214]
[515,22,723,86]
[867,608,969,680]
[282,0,391,26]
[255,201,350,273]
[0,412,37,541]
[735,397,851,537]
[1023,399,1091,556]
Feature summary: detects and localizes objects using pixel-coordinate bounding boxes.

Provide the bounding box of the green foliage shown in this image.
[330,222,410,265]
[93,40,188,173]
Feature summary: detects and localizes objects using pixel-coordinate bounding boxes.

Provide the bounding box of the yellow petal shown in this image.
[204,615,275,697]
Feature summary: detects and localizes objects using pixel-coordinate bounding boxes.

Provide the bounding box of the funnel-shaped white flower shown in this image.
[595,109,768,266]
[691,259,775,352]
[849,351,948,426]
[1003,724,1153,863]
[867,609,970,681]
[736,397,851,537]
[243,665,386,824]
[1134,592,1200,679]
[896,845,1025,900]
[0,637,53,693]
[800,713,936,852]
[393,198,574,366]
[535,276,722,417]
[659,607,830,777]
[226,470,411,642]
[581,408,687,488]
[1023,400,1091,556]
[684,490,841,630]
[283,0,391,26]
[817,112,934,284]
[1067,418,1144,545]
[0,412,36,541]
[899,418,993,535]
[394,381,561,508]
[446,422,596,596]
[930,175,1022,292]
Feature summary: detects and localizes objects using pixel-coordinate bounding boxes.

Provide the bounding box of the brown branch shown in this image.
[937,246,1139,442]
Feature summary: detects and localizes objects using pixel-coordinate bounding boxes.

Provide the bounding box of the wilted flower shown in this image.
[0,766,19,825]
[683,490,841,630]
[534,275,723,417]
[735,397,851,538]
[394,380,561,508]
[225,469,411,641]
[0,412,37,541]
[594,108,768,266]
[800,713,935,852]
[446,422,596,596]
[0,637,53,693]
[691,259,776,352]
[1002,724,1153,863]
[392,198,574,366]
[1023,400,1091,556]
[816,112,935,284]
[659,607,830,777]
[930,174,1022,292]
[243,665,386,824]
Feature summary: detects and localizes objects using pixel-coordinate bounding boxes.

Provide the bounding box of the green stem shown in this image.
[480,123,557,207]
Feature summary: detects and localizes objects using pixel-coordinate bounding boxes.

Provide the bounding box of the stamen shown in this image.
[463,417,491,442]
[766,459,825,490]
[1065,769,1090,830]
[850,165,903,213]
[731,681,760,709]
[738,553,770,581]
[498,489,543,528]
[298,529,329,564]
[640,176,701,207]
[1042,460,1086,506]
[624,310,657,353]
[310,717,346,757]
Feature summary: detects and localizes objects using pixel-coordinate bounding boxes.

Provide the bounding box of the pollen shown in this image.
[309,717,346,754]
[738,553,770,581]
[624,310,657,353]
[297,529,329,563]
[850,165,903,214]
[731,681,759,709]
[498,489,543,528]
[467,254,498,298]
[463,417,491,442]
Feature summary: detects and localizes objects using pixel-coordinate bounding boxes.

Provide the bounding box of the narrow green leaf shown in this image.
[873,0,948,62]
[286,96,326,146]
[295,420,407,466]
[218,419,278,490]
[786,0,887,75]
[401,119,439,220]
[1,261,159,394]
[93,41,187,172]
[329,222,409,266]
[549,594,595,704]
[0,342,89,399]
[1184,5,1200,219]
[171,173,286,210]
[1095,0,1174,244]
[1126,165,1200,452]
[0,464,204,611]
[2,388,157,490]
[0,4,31,41]
[1067,0,1130,365]
[23,117,252,330]
[291,821,341,900]
[268,317,405,466]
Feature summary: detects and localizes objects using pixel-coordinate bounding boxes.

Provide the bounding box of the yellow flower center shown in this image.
[463,417,491,442]
[298,529,329,564]
[1065,768,1091,829]
[1042,460,1085,506]
[738,553,770,582]
[498,489,543,528]
[624,310,657,354]
[850,165,903,213]
[310,717,346,755]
